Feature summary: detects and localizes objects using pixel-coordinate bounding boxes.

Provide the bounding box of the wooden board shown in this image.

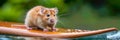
[0,22,117,38]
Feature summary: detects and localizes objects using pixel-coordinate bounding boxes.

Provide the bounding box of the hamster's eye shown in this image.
[47,14,50,17]
[54,15,55,16]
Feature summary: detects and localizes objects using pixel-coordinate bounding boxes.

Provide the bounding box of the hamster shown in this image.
[25,6,58,32]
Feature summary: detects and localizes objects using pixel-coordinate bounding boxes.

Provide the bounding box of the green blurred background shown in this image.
[0,0,120,30]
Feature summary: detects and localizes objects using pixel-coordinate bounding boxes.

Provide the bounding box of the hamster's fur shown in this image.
[25,6,58,31]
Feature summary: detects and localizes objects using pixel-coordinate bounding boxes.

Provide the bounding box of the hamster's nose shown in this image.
[50,19,54,23]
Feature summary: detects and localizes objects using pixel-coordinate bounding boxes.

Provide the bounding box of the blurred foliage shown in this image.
[0,0,120,29]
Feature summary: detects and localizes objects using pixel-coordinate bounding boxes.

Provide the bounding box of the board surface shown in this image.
[0,22,117,38]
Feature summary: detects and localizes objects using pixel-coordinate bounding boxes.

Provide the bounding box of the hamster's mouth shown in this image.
[50,22,55,24]
[48,21,55,24]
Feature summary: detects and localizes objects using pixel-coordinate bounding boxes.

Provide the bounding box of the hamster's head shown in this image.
[38,7,58,24]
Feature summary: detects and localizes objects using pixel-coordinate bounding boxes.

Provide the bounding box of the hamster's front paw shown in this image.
[27,28,32,30]
[43,29,48,32]
[52,28,57,32]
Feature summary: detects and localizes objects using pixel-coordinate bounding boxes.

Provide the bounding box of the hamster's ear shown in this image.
[51,7,58,14]
[39,8,46,15]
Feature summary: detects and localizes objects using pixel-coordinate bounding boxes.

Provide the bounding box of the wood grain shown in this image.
[0,22,117,38]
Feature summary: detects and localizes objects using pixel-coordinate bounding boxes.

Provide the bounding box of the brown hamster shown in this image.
[25,6,58,32]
